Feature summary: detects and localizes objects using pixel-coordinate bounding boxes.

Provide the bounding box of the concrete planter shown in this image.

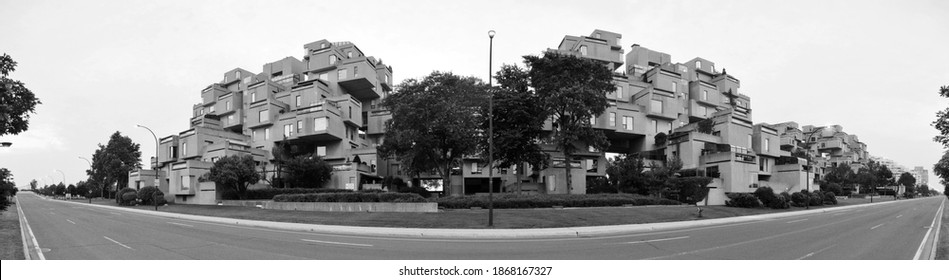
[221,200,438,213]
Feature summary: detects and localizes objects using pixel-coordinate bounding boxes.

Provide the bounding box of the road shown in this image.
[15,193,945,260]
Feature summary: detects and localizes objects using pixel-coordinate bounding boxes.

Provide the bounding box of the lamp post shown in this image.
[136,124,161,194]
[55,169,65,185]
[487,29,496,227]
[80,156,99,201]
[0,142,11,147]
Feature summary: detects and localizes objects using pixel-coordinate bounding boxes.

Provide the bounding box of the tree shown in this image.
[205,155,260,200]
[934,150,949,187]
[378,72,489,196]
[485,65,549,194]
[0,168,15,211]
[644,156,684,198]
[88,131,142,198]
[524,51,614,193]
[918,184,930,197]
[29,179,37,191]
[606,154,647,195]
[260,141,291,188]
[0,54,42,136]
[856,160,892,195]
[75,181,90,198]
[66,184,76,196]
[945,185,948,199]
[283,155,333,188]
[931,85,949,147]
[54,183,66,196]
[897,172,916,194]
[822,164,856,194]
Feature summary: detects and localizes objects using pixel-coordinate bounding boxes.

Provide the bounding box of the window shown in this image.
[609,112,616,127]
[354,66,359,77]
[264,128,270,140]
[706,166,720,178]
[319,72,328,81]
[759,157,769,172]
[251,92,257,102]
[228,115,235,124]
[259,110,269,122]
[579,45,588,56]
[317,146,326,156]
[321,43,327,49]
[182,142,188,156]
[168,146,175,158]
[623,116,633,130]
[702,90,708,101]
[765,139,770,151]
[209,105,215,113]
[616,86,624,100]
[235,71,241,79]
[696,61,702,69]
[314,117,328,131]
[199,109,204,115]
[587,159,597,173]
[180,175,191,191]
[226,101,232,110]
[748,134,753,148]
[338,69,347,80]
[616,37,621,46]
[252,130,258,140]
[295,96,301,107]
[297,120,303,133]
[651,99,663,114]
[385,74,390,84]
[711,65,716,73]
[651,120,658,133]
[329,55,337,65]
[594,33,601,39]
[671,82,677,93]
[471,162,482,174]
[347,51,353,58]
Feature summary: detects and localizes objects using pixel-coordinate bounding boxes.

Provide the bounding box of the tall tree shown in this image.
[606,154,647,195]
[88,131,142,198]
[0,54,42,136]
[205,155,260,199]
[931,85,949,147]
[485,65,549,194]
[283,155,333,188]
[822,164,857,193]
[29,179,37,191]
[918,184,930,197]
[378,72,489,196]
[856,160,893,195]
[934,150,949,187]
[0,168,13,211]
[897,172,916,193]
[524,51,614,193]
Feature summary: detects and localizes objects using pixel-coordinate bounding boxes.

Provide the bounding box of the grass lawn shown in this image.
[937,197,949,260]
[0,199,25,260]
[72,195,897,229]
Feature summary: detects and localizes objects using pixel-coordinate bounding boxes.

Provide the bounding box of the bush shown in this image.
[137,187,167,206]
[432,194,680,209]
[821,183,843,196]
[725,193,761,208]
[823,191,838,205]
[397,185,431,198]
[667,177,713,204]
[117,188,138,206]
[809,191,824,206]
[780,192,791,203]
[273,192,426,203]
[790,191,809,207]
[753,187,778,206]
[768,195,789,209]
[222,188,354,200]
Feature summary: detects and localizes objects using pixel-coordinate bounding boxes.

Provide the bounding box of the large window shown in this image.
[317,146,326,157]
[251,92,257,103]
[296,120,303,133]
[284,124,292,138]
[182,142,188,156]
[623,116,633,130]
[651,120,658,133]
[579,45,588,56]
[651,99,663,114]
[338,69,348,80]
[696,61,702,69]
[209,105,215,113]
[329,55,337,65]
[264,128,270,140]
[259,110,269,122]
[609,112,616,127]
[765,139,770,151]
[616,86,624,100]
[314,117,328,131]
[180,175,191,191]
[228,115,234,124]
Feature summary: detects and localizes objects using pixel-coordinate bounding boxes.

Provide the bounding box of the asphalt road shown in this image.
[15,193,945,260]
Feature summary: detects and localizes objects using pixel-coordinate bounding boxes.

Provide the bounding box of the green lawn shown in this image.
[0,199,25,260]
[937,197,949,260]
[79,195,896,229]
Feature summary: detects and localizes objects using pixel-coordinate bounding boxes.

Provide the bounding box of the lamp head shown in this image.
[0,142,11,147]
[488,30,496,39]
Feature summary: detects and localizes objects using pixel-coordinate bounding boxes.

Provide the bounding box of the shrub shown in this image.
[780,192,791,203]
[823,191,838,205]
[431,194,680,209]
[667,177,713,204]
[397,185,431,198]
[222,188,354,200]
[809,191,824,206]
[821,183,843,196]
[768,195,789,209]
[753,187,778,206]
[137,187,166,206]
[117,188,138,206]
[790,191,808,207]
[725,193,761,208]
[273,192,426,203]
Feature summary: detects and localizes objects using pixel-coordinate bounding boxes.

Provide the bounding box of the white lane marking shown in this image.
[786,219,808,224]
[833,212,848,216]
[870,223,885,230]
[167,222,194,227]
[797,244,838,260]
[896,215,903,218]
[301,239,373,247]
[915,199,945,260]
[66,219,76,225]
[109,212,122,215]
[623,236,690,244]
[16,196,46,260]
[103,236,134,250]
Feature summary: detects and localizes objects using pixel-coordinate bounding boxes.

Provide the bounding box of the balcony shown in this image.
[701,144,757,164]
[367,110,391,135]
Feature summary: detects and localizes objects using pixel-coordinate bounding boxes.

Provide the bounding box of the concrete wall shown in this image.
[222,200,438,213]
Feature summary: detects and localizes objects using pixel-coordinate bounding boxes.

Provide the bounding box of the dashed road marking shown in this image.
[623,236,690,245]
[167,222,194,227]
[797,244,838,260]
[103,236,134,250]
[301,239,373,247]
[66,219,76,225]
[786,219,808,224]
[870,223,885,230]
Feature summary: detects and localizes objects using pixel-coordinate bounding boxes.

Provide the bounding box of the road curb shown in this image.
[47,193,914,239]
[16,195,45,260]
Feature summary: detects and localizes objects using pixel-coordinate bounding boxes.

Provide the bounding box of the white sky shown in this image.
[1,0,947,189]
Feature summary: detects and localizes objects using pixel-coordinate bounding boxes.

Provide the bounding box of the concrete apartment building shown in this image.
[129,39,395,204]
[911,166,929,187]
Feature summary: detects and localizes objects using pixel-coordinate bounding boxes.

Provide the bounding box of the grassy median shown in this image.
[937,197,949,260]
[77,195,899,229]
[0,198,25,260]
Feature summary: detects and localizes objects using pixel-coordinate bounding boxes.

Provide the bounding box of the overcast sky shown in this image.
[1,0,947,188]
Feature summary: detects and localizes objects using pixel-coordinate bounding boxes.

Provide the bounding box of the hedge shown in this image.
[790,192,809,207]
[273,192,426,203]
[222,188,355,200]
[432,194,681,209]
[768,195,789,209]
[137,186,166,206]
[117,188,138,206]
[725,193,761,208]
[753,187,778,207]
[823,191,838,205]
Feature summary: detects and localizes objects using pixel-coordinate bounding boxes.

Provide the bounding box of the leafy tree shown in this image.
[0,168,15,211]
[918,184,930,197]
[485,65,549,194]
[75,181,90,198]
[934,150,949,187]
[644,157,684,198]
[606,154,647,195]
[856,160,892,195]
[206,154,260,200]
[260,141,291,188]
[283,155,333,188]
[822,164,856,194]
[378,72,489,196]
[0,54,42,136]
[931,85,949,147]
[54,183,66,196]
[88,131,142,198]
[524,51,614,193]
[29,179,37,191]
[897,172,916,194]
[66,184,76,196]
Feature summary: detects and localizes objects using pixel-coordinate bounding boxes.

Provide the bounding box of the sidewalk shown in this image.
[40,192,914,240]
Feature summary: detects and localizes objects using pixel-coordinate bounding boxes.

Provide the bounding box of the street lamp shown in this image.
[79,156,98,201]
[0,142,11,147]
[487,29,496,227]
[136,124,162,194]
[55,169,65,184]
